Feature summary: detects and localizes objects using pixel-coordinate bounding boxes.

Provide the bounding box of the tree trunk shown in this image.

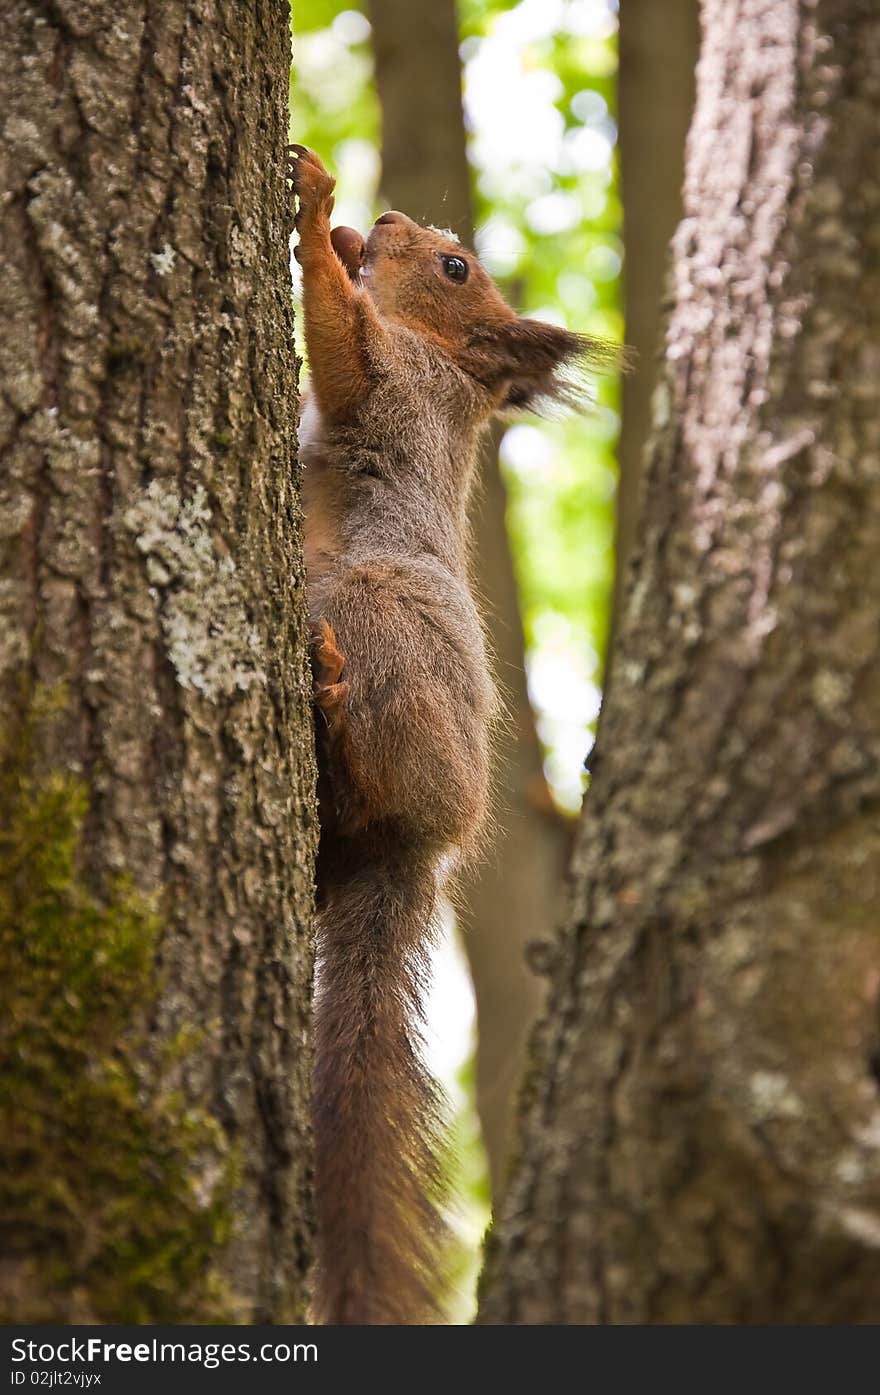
[369,0,471,232]
[1,2,315,1323]
[614,0,699,627]
[369,0,559,1197]
[480,0,880,1324]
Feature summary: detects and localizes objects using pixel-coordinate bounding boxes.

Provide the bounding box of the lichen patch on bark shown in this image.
[125,480,267,700]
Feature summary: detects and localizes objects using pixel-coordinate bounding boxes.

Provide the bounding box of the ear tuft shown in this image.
[466,317,620,415]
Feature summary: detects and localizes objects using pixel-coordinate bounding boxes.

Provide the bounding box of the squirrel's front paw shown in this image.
[288,145,336,227]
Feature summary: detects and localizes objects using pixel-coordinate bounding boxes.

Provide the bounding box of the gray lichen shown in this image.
[125,480,266,701]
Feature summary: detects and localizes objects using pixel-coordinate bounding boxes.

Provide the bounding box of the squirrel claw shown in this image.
[315,679,349,729]
[311,620,348,726]
[289,146,336,223]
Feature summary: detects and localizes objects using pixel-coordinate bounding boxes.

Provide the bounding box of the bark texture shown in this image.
[0,2,315,1321]
[369,0,559,1195]
[614,0,699,624]
[480,0,880,1323]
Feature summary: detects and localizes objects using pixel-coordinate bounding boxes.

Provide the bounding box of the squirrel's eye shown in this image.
[442,255,469,284]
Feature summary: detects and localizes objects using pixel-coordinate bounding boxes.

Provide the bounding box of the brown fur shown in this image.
[290,145,605,1324]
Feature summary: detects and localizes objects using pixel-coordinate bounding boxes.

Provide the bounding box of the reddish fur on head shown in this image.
[330,208,611,413]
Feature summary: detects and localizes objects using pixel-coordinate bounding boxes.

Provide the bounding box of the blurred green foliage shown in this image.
[290,10,378,149]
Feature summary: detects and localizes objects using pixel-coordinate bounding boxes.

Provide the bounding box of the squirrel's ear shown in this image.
[465,317,616,413]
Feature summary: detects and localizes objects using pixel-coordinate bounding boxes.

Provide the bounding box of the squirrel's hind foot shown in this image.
[311,619,348,728]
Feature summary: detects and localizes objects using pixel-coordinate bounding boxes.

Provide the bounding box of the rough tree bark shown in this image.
[614,0,699,624]
[369,0,562,1196]
[0,2,315,1322]
[480,0,880,1323]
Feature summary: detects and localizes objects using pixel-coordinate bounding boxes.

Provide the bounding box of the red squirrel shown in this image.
[289,145,605,1324]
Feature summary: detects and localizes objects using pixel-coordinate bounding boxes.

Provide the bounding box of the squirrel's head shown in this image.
[330,212,612,414]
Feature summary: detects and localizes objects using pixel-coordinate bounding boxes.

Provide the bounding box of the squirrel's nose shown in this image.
[374,210,411,227]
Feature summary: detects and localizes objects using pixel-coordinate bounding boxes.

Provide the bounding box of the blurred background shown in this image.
[290,0,697,1318]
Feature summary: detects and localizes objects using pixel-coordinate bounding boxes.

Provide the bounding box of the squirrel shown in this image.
[289,145,605,1324]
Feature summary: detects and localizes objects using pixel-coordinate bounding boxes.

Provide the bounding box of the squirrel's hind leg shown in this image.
[311,618,348,728]
[311,619,369,842]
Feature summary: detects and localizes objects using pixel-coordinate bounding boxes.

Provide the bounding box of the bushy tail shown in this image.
[312,840,449,1324]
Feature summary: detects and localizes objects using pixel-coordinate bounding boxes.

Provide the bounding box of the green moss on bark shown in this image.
[0,699,238,1322]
